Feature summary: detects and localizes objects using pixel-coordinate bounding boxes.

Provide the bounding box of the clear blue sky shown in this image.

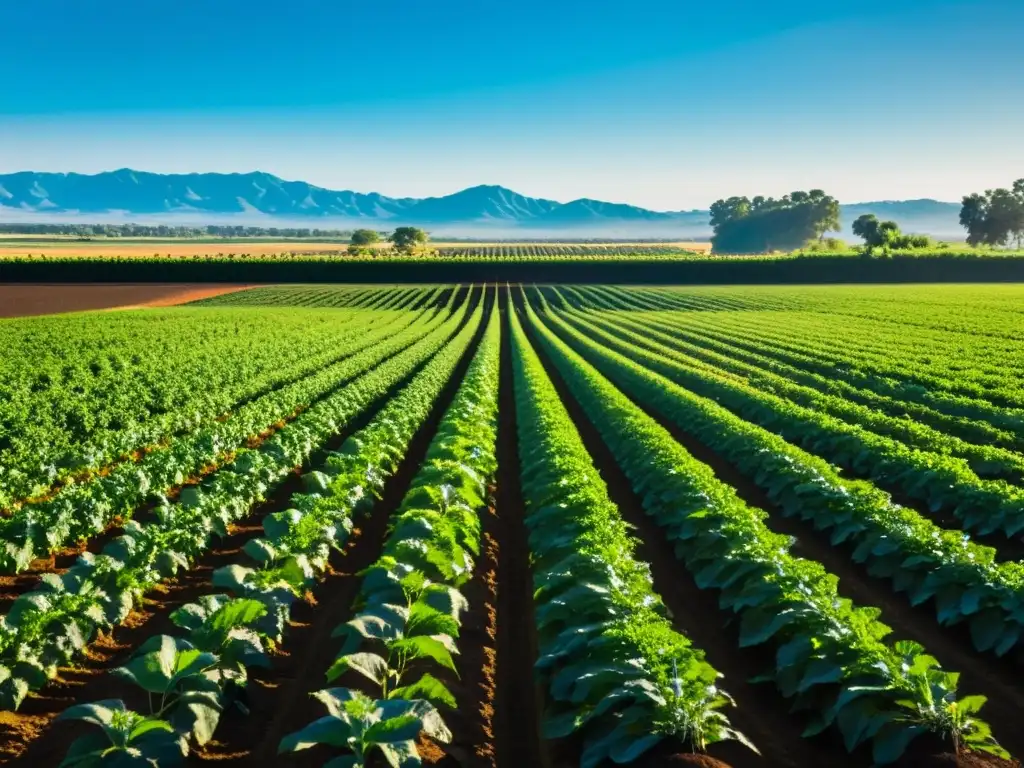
[0,0,1021,209]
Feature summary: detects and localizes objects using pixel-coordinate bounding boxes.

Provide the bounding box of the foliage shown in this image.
[709,189,840,253]
[389,227,429,253]
[509,298,753,764]
[853,214,931,252]
[0,295,469,710]
[279,689,451,768]
[275,301,498,765]
[522,292,1007,763]
[57,701,185,767]
[960,179,1024,248]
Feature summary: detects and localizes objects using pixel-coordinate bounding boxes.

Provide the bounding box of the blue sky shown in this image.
[1,0,1021,209]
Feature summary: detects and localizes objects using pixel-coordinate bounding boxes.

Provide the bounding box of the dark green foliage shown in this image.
[349,229,382,247]
[389,226,429,252]
[853,214,932,252]
[709,190,840,253]
[960,180,1024,248]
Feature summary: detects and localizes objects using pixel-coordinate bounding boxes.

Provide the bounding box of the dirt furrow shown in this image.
[491,293,551,768]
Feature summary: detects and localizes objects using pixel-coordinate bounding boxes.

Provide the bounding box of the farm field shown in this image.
[0,240,708,259]
[0,283,1022,767]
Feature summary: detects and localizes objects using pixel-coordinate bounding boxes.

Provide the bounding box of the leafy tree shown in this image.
[709,190,840,254]
[852,214,883,248]
[389,226,428,253]
[350,229,381,247]
[853,213,931,252]
[960,180,1024,248]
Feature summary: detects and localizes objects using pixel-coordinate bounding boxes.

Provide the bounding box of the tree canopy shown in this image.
[389,226,429,253]
[852,214,930,252]
[709,190,840,254]
[350,229,382,247]
[960,180,1024,248]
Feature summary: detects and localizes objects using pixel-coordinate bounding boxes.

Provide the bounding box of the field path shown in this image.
[0,283,254,317]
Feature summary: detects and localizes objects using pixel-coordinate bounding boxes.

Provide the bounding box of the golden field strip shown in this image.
[0,239,713,258]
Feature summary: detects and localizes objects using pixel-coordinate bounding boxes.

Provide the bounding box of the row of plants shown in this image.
[520,295,1008,765]
[0,301,394,509]
[568,286,1019,452]
[0,297,452,574]
[535,295,1024,658]
[566,296,1024,482]
[0,302,471,711]
[277,303,499,766]
[559,295,1024,481]
[583,284,1024,416]
[646,305,1024,424]
[509,303,753,766]
[190,285,447,311]
[545,300,1024,540]
[50,299,490,767]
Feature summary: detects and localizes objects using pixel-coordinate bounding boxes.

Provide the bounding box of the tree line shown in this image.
[709,178,1024,254]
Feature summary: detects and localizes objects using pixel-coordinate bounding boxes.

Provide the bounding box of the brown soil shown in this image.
[0,283,254,317]
[443,519,498,768]
[491,297,551,768]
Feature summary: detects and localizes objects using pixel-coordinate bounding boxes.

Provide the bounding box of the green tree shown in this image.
[350,229,381,247]
[709,190,840,254]
[853,214,931,252]
[960,180,1024,248]
[389,226,428,253]
[852,214,883,248]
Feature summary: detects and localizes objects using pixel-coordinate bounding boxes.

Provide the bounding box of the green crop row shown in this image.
[521,292,1007,764]
[545,301,1024,540]
[0,294,451,574]
[534,292,1024,658]
[278,300,498,766]
[0,299,471,712]
[509,301,752,766]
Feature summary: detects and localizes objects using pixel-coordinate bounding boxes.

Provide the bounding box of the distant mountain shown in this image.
[402,184,559,222]
[0,169,966,237]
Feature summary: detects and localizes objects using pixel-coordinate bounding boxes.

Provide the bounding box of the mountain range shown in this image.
[0,169,966,238]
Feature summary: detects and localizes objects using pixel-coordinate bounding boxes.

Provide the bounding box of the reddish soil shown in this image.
[445,517,498,768]
[0,283,254,317]
[641,742,734,768]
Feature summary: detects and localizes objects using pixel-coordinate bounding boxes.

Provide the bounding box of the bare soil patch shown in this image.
[0,284,254,317]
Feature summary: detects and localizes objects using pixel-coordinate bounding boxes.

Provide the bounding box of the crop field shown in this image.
[0,283,1022,768]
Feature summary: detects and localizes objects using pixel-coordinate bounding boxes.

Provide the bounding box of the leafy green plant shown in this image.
[279,688,451,768]
[521,292,1007,763]
[56,700,186,767]
[509,301,753,766]
[112,635,223,746]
